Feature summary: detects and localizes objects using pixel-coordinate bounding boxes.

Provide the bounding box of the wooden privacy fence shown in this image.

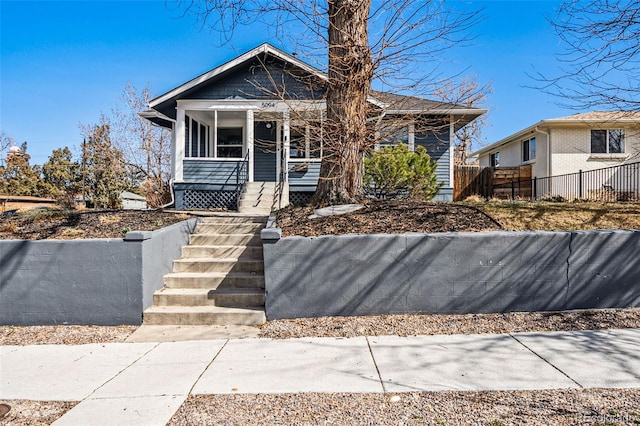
[453,166,493,200]
[453,165,532,200]
[491,165,532,199]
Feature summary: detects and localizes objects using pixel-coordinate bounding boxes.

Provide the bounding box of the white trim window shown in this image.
[591,129,625,154]
[184,115,211,158]
[216,127,244,158]
[289,121,322,160]
[522,137,536,162]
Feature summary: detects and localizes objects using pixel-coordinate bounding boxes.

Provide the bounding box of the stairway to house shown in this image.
[143,214,268,326]
[239,181,288,215]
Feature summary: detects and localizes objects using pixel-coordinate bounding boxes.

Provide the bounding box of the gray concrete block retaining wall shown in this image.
[0,218,198,326]
[262,228,640,319]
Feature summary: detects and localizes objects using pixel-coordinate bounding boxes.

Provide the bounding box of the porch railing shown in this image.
[271,145,288,212]
[234,150,250,210]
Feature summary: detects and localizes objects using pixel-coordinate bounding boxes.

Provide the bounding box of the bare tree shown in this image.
[434,76,492,164]
[538,0,640,110]
[0,133,14,167]
[111,83,172,208]
[176,0,479,205]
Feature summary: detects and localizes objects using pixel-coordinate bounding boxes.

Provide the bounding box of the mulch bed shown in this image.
[277,200,502,237]
[0,210,193,240]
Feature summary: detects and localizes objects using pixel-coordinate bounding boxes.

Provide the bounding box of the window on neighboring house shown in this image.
[289,121,322,160]
[523,137,536,162]
[217,128,243,158]
[490,152,500,167]
[591,129,625,154]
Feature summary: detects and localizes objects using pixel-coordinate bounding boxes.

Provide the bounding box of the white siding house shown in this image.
[472,112,640,178]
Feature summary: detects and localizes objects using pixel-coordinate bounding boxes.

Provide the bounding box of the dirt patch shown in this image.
[0,210,193,240]
[277,200,502,237]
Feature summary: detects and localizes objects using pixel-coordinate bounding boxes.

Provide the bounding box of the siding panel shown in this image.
[288,162,321,189]
[183,160,242,184]
[416,129,451,187]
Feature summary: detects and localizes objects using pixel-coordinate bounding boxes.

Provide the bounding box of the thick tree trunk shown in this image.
[313,0,373,206]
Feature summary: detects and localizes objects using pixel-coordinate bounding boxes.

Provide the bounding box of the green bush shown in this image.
[363,143,443,200]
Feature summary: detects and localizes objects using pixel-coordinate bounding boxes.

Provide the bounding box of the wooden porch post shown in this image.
[175,107,185,181]
[449,115,455,188]
[408,123,415,152]
[282,110,290,183]
[246,109,254,182]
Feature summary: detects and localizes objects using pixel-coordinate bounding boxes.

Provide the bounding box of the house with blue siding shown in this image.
[141,43,486,210]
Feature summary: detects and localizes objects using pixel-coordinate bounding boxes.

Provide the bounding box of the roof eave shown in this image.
[471,120,546,157]
[139,110,175,128]
[384,108,487,116]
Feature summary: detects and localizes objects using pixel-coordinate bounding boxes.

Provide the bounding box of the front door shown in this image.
[253,121,277,182]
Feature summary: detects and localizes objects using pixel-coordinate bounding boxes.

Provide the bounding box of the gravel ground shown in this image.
[169,389,640,425]
[0,325,137,346]
[3,309,640,345]
[259,308,640,339]
[0,400,77,425]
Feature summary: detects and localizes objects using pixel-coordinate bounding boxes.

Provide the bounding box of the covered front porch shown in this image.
[171,100,323,210]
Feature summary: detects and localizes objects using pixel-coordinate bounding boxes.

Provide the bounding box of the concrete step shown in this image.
[199,215,267,224]
[196,223,264,234]
[238,198,273,207]
[164,272,265,289]
[189,233,262,246]
[181,245,263,259]
[242,187,278,196]
[238,206,273,215]
[153,288,265,307]
[173,258,264,273]
[143,305,266,326]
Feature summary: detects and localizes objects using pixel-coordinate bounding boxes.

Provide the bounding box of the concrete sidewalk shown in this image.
[2,328,640,425]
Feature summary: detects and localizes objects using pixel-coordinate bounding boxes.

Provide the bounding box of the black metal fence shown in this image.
[491,161,640,201]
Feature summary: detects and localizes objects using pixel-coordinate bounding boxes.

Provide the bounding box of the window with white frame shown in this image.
[217,128,243,158]
[522,137,536,162]
[591,129,625,154]
[184,115,211,158]
[289,121,322,160]
[490,152,500,167]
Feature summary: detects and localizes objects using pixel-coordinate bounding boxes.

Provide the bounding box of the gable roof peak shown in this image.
[148,42,326,109]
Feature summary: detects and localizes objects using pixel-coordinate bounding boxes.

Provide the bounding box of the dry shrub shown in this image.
[463,195,485,202]
[0,222,18,233]
[587,189,618,202]
[99,214,121,224]
[60,229,85,238]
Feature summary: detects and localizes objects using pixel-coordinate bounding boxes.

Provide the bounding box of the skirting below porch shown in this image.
[174,183,241,210]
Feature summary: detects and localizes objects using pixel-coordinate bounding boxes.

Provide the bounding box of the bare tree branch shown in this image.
[533,0,640,111]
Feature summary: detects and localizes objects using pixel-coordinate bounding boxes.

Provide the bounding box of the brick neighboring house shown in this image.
[140,43,485,209]
[471,112,640,178]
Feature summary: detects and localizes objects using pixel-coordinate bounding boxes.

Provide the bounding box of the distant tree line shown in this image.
[0,84,171,209]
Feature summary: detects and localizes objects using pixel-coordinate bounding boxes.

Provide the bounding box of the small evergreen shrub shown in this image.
[363,143,443,200]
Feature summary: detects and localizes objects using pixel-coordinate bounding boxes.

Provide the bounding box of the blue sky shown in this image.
[1,0,571,165]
